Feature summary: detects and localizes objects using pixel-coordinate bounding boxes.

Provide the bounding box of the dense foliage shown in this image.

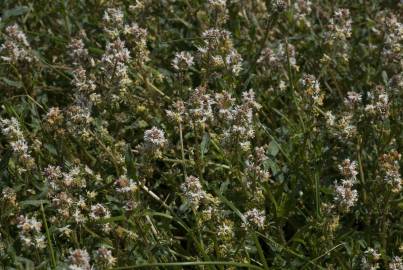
[0,0,402,269]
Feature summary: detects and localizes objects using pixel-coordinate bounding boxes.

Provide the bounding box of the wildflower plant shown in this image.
[0,0,402,269]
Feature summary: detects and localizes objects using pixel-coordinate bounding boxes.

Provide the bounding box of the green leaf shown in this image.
[1,78,23,89]
[93,215,126,224]
[268,140,280,157]
[20,199,50,208]
[44,144,58,156]
[201,132,210,158]
[267,159,280,176]
[381,70,388,85]
[2,6,30,19]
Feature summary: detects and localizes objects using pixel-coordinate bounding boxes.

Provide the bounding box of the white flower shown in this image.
[95,247,117,267]
[243,208,266,229]
[0,24,34,63]
[103,8,124,25]
[389,256,403,270]
[144,127,167,147]
[334,179,357,212]
[338,159,358,181]
[172,51,194,71]
[10,139,29,153]
[208,0,226,8]
[345,91,362,106]
[90,204,111,220]
[68,249,91,270]
[181,175,206,209]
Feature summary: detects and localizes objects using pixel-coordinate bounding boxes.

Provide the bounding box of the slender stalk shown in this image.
[179,122,187,177]
[113,261,264,270]
[252,233,269,270]
[40,203,57,269]
[314,172,320,217]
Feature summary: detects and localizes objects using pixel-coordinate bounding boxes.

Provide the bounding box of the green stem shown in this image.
[40,203,57,269]
[253,232,270,270]
[179,122,187,177]
[113,261,264,270]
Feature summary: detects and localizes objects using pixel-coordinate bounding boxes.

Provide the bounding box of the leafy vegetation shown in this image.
[0,0,402,269]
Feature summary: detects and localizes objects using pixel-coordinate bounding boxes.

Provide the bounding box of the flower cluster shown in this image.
[0,24,35,63]
[258,42,297,70]
[334,159,359,212]
[68,249,91,270]
[293,0,313,27]
[221,89,261,148]
[94,247,116,268]
[172,51,194,71]
[325,9,352,43]
[300,74,323,107]
[365,85,390,120]
[389,256,403,270]
[16,215,46,250]
[0,117,35,172]
[245,146,271,184]
[378,150,402,193]
[181,175,207,210]
[361,248,381,270]
[381,14,402,67]
[198,28,243,76]
[243,208,266,230]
